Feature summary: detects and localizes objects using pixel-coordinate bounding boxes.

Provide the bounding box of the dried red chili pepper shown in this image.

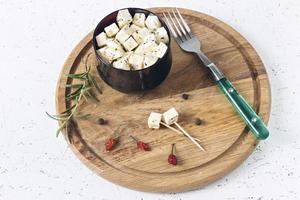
[130,136,151,151]
[105,132,119,152]
[168,143,177,165]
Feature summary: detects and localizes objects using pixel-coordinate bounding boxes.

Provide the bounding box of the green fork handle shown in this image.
[216,77,269,140]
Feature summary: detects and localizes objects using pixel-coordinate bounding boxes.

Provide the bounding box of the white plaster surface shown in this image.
[0,0,300,199]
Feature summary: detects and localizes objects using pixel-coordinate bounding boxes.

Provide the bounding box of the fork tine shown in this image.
[163,12,178,39]
[171,9,189,39]
[167,11,184,42]
[175,8,192,37]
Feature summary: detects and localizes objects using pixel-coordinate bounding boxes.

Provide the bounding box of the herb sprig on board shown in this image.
[46,53,101,138]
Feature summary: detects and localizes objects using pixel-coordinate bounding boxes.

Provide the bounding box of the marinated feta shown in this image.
[128,53,144,70]
[117,9,133,28]
[115,25,134,43]
[155,27,169,44]
[97,9,169,70]
[122,36,138,51]
[104,23,119,37]
[145,15,161,31]
[144,55,158,68]
[96,32,107,47]
[150,42,168,58]
[133,13,146,27]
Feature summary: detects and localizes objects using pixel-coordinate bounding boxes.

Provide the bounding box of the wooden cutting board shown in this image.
[56,7,271,192]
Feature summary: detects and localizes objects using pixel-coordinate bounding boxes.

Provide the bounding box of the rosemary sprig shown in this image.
[46,53,101,139]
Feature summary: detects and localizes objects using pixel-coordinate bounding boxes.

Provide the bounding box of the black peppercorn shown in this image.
[98,118,106,125]
[182,93,189,100]
[195,118,202,125]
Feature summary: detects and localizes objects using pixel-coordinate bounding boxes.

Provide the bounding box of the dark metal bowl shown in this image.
[92,8,172,93]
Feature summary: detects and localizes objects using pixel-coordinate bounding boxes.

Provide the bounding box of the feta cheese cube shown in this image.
[130,24,141,32]
[128,53,144,70]
[143,34,156,43]
[115,25,134,43]
[104,23,119,37]
[144,55,158,68]
[145,15,161,31]
[105,40,124,51]
[113,52,132,70]
[96,32,107,47]
[150,42,168,58]
[132,13,146,27]
[132,27,151,44]
[162,108,179,125]
[97,46,124,63]
[148,112,162,129]
[155,27,169,44]
[122,37,138,51]
[134,44,145,55]
[97,47,113,63]
[116,9,132,28]
[143,40,157,52]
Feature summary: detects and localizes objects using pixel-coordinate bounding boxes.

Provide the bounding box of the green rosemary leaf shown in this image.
[65,84,83,88]
[60,104,76,115]
[75,113,91,120]
[66,73,86,80]
[88,74,102,94]
[56,123,66,137]
[84,90,99,102]
[46,112,61,121]
[66,87,82,99]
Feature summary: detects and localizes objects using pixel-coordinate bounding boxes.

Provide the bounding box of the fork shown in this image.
[163,8,269,140]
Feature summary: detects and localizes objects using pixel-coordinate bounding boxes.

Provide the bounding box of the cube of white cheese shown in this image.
[132,13,146,27]
[106,40,124,51]
[144,55,158,68]
[145,15,161,31]
[143,40,157,53]
[130,24,141,32]
[143,34,156,43]
[104,23,120,37]
[97,46,124,63]
[150,42,168,58]
[97,47,113,63]
[148,112,162,129]
[162,107,179,125]
[116,9,132,28]
[96,32,107,47]
[134,44,145,55]
[122,37,138,51]
[113,52,132,70]
[155,27,169,44]
[128,53,144,70]
[132,27,151,44]
[115,25,134,43]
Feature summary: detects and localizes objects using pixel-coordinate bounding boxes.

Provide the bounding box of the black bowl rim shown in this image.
[92,7,171,72]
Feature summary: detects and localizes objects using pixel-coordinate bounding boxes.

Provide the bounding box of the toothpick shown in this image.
[174,122,206,152]
[160,122,202,143]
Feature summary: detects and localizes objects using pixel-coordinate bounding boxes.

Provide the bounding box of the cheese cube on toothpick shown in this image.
[162,107,179,125]
[148,112,162,129]
[163,108,205,152]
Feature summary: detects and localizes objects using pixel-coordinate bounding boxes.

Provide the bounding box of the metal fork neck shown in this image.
[196,51,224,81]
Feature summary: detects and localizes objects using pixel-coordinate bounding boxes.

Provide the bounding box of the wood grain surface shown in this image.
[55,7,271,192]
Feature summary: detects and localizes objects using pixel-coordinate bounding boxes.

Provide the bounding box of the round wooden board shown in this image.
[56,7,271,192]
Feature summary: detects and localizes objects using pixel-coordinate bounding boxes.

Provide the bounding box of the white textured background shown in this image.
[1,0,300,199]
